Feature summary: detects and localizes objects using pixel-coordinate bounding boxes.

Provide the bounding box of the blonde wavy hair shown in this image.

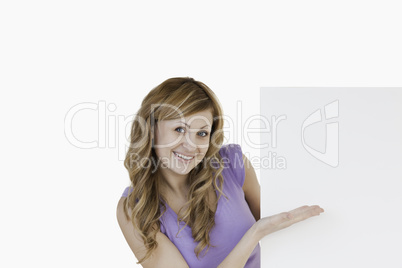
[122,77,228,264]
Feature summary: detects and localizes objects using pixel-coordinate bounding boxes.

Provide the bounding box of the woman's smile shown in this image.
[173,151,195,162]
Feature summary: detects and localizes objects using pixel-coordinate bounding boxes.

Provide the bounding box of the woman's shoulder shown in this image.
[121,186,140,204]
[219,143,242,157]
[218,143,246,188]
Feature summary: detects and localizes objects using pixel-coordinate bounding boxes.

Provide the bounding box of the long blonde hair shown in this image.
[122,77,227,264]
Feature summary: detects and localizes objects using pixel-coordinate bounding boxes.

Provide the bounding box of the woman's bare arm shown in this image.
[116,197,189,268]
[242,153,261,221]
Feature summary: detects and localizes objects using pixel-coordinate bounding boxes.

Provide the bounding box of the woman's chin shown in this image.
[171,165,193,175]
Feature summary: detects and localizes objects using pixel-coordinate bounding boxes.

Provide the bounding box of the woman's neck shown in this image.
[158,169,190,200]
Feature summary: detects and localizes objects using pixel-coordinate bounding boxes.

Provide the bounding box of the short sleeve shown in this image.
[121,186,134,198]
[159,220,166,234]
[219,143,246,187]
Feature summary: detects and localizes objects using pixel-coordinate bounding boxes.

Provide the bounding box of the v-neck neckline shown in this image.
[165,187,222,225]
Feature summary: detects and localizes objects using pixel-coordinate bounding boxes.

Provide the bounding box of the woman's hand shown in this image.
[255,205,324,238]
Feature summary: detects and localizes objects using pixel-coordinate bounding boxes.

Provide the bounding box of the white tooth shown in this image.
[179,154,189,159]
[175,152,193,160]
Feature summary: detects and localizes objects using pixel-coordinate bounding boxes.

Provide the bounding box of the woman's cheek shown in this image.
[164,132,181,145]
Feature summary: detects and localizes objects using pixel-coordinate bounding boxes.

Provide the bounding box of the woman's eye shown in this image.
[175,127,209,137]
[198,131,209,137]
[175,127,185,134]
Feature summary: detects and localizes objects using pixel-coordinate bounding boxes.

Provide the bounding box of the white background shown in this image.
[1,1,401,267]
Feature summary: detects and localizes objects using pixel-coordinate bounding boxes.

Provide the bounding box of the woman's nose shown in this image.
[182,131,197,150]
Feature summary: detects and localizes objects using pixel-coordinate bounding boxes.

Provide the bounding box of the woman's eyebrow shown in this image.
[178,121,211,129]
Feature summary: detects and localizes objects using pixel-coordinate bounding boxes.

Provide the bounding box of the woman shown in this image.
[116,77,324,268]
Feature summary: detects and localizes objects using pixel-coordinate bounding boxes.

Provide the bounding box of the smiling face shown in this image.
[153,109,213,176]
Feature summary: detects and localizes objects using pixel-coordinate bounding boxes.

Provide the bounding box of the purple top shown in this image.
[121,144,260,268]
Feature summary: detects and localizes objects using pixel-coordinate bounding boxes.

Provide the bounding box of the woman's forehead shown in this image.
[160,110,213,127]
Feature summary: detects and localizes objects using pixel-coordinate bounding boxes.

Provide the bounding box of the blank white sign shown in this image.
[260,88,402,268]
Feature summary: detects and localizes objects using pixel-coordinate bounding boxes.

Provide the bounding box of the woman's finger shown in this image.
[260,205,324,235]
[277,205,324,229]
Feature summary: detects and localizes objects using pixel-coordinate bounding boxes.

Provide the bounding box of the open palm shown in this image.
[256,205,324,237]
